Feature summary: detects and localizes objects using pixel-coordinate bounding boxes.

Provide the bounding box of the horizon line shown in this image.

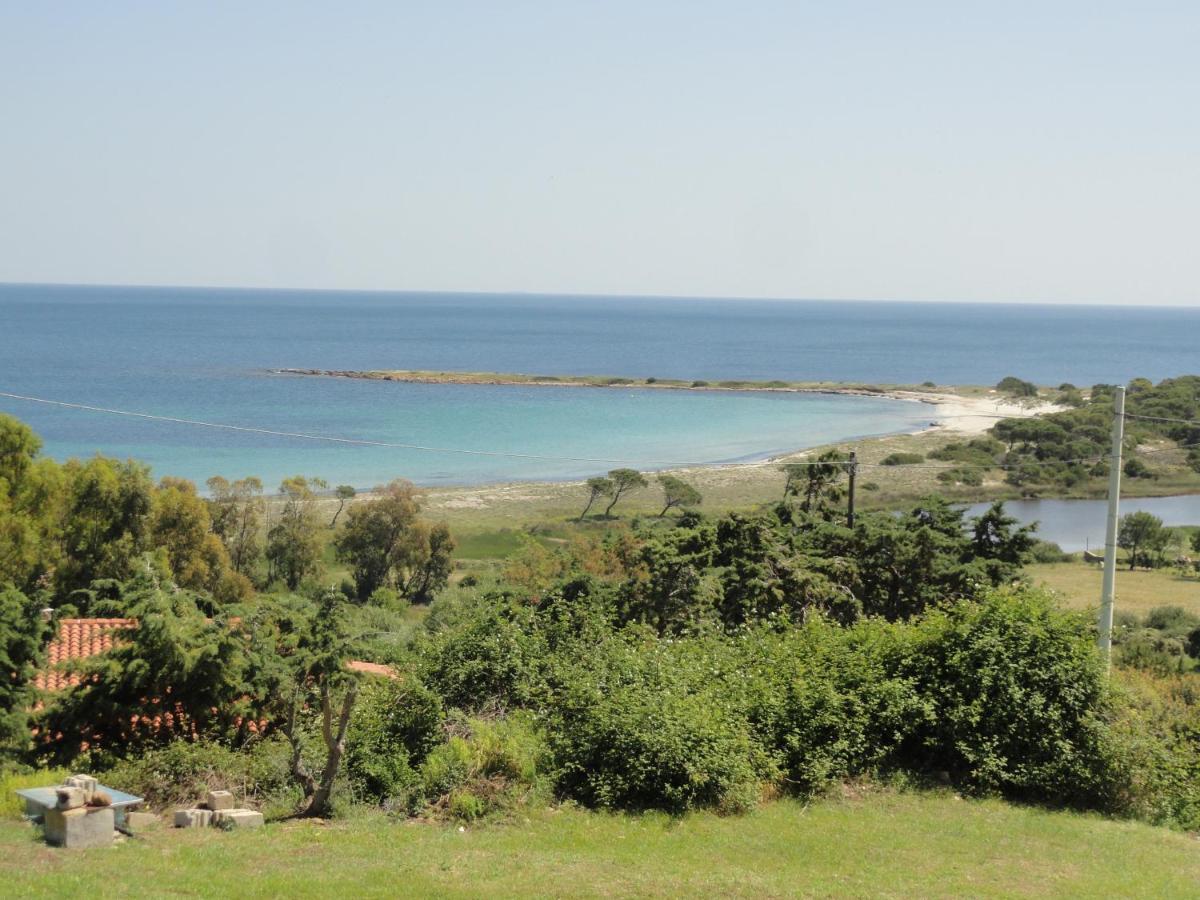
[1,279,1196,311]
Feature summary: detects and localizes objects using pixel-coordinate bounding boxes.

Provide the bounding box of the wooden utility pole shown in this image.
[1097,386,1126,668]
[846,450,858,528]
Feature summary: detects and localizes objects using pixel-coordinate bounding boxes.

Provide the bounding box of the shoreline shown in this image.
[274,373,1065,520]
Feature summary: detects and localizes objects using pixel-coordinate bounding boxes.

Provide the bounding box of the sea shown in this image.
[2,283,1198,490]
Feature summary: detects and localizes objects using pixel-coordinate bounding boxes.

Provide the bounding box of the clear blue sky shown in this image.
[1,2,1197,304]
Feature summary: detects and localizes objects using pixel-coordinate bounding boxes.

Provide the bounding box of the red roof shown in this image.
[37,617,395,691]
[37,618,137,692]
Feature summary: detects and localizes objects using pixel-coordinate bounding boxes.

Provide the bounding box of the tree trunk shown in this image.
[300,683,359,818]
[658,502,672,518]
[604,489,623,517]
[578,494,596,521]
[330,499,346,528]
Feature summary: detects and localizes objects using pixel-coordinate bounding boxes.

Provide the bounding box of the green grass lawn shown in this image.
[3,791,1198,898]
[1028,560,1200,617]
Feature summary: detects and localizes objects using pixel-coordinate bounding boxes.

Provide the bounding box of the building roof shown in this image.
[37,618,137,692]
[37,617,396,692]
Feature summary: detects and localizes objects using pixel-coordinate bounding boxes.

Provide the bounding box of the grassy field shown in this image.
[1028,560,1200,617]
[4,790,1199,898]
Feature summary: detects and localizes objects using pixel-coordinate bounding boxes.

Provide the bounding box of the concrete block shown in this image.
[124,811,162,831]
[55,787,86,810]
[65,775,98,800]
[213,809,264,829]
[174,808,213,828]
[206,790,235,811]
[44,806,114,849]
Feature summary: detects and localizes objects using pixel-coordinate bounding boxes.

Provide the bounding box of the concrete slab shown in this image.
[44,806,114,849]
[213,809,264,829]
[206,790,235,811]
[174,808,213,828]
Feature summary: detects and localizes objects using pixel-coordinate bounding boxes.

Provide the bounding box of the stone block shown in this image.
[44,806,114,849]
[55,786,86,810]
[174,808,214,828]
[65,774,98,799]
[213,809,264,829]
[124,811,162,831]
[206,790,235,811]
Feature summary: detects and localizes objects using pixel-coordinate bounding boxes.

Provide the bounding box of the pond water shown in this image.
[964,495,1200,553]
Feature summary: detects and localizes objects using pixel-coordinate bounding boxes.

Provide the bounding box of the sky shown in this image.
[1,2,1197,305]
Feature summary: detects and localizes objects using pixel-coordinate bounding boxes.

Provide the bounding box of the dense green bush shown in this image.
[880,452,924,466]
[896,590,1120,807]
[547,635,767,814]
[345,676,444,805]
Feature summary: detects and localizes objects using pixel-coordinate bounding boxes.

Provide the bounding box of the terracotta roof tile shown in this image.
[35,618,136,692]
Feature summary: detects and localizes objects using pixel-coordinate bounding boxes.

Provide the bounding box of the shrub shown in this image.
[734,621,927,793]
[881,452,924,466]
[548,636,768,814]
[102,738,294,814]
[1123,458,1153,479]
[936,467,984,486]
[414,712,547,820]
[1029,540,1072,563]
[997,376,1038,397]
[345,676,444,805]
[691,380,709,387]
[897,589,1121,807]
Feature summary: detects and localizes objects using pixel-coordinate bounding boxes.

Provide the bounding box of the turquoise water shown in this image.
[2,284,1198,489]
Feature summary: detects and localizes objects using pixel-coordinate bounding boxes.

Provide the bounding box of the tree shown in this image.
[656,475,701,517]
[248,589,361,818]
[603,468,648,517]
[150,477,248,604]
[1118,511,1168,570]
[266,476,327,590]
[579,477,613,521]
[330,485,356,527]
[333,480,454,602]
[0,586,53,759]
[781,451,847,517]
[55,457,155,601]
[206,476,265,577]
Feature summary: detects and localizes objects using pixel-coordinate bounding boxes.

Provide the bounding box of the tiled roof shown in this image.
[36,618,137,692]
[37,617,396,692]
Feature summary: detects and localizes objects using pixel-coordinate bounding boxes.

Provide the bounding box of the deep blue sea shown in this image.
[2,284,1197,489]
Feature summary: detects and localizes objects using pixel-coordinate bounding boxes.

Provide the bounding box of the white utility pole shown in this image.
[1097,386,1126,667]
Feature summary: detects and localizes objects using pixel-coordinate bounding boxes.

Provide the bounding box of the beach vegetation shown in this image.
[578,476,613,520]
[602,468,649,517]
[655,474,701,516]
[881,451,923,465]
[996,376,1038,397]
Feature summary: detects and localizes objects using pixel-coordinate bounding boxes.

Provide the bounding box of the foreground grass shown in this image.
[3,791,1198,898]
[1029,561,1200,617]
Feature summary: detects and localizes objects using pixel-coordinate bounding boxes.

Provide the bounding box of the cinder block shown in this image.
[174,808,213,828]
[55,786,86,810]
[44,806,114,848]
[124,811,162,831]
[213,809,264,829]
[65,774,98,798]
[206,790,235,811]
